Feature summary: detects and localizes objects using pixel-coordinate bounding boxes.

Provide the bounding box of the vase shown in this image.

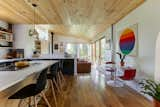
[153,99,160,107]
[120,62,125,67]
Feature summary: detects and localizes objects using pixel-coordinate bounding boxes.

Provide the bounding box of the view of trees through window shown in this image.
[96,41,99,63]
[79,44,89,59]
[65,38,111,63]
[100,38,106,63]
[65,43,91,60]
[65,43,77,56]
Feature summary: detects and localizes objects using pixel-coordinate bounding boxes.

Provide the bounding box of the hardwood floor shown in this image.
[39,67,153,107]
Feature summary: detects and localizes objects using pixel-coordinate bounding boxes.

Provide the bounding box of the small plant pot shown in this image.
[120,62,125,66]
[153,99,160,107]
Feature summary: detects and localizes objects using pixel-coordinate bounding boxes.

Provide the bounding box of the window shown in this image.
[78,44,91,60]
[79,44,88,59]
[96,41,100,63]
[100,38,106,63]
[65,43,77,56]
[106,40,112,62]
[65,43,91,60]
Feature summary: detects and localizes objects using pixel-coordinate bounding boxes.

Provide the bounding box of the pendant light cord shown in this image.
[32,3,37,30]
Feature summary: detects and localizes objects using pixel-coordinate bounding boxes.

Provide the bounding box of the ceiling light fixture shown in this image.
[29,3,39,40]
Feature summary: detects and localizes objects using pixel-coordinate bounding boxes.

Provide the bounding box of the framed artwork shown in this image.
[117,24,138,56]
[54,44,59,50]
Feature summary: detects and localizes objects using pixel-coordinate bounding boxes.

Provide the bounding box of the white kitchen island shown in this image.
[28,54,77,75]
[0,54,77,76]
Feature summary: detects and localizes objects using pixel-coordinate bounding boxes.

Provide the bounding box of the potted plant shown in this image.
[116,52,126,66]
[139,79,160,107]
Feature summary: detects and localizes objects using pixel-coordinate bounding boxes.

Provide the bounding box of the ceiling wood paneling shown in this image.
[0,0,144,41]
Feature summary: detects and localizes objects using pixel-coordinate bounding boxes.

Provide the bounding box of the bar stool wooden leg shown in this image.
[57,72,63,91]
[40,91,51,107]
[18,100,22,107]
[29,97,32,107]
[50,80,57,107]
[53,78,63,96]
[34,96,37,107]
[60,70,65,84]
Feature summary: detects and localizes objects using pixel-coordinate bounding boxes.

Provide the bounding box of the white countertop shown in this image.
[0,58,24,63]
[30,54,77,59]
[0,60,57,92]
[0,54,77,63]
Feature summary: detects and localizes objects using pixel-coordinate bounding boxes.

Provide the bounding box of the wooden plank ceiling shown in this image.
[0,0,144,41]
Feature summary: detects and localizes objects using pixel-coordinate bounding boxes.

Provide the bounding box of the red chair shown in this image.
[120,68,136,80]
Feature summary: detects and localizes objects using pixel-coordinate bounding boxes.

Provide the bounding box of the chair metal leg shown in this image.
[40,91,51,107]
[50,80,57,107]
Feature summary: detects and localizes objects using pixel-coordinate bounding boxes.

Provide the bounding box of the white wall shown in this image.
[114,0,160,77]
[13,24,35,57]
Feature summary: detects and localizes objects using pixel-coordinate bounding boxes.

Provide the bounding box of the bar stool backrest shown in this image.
[35,68,48,93]
[50,62,59,75]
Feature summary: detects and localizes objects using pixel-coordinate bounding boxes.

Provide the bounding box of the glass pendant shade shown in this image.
[29,3,39,40]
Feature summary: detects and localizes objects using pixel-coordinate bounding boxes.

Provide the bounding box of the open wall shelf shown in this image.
[0,30,13,48]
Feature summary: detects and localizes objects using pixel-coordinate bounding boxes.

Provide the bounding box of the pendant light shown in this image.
[29,3,39,40]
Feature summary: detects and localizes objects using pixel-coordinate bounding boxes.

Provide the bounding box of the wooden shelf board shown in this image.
[0,30,13,35]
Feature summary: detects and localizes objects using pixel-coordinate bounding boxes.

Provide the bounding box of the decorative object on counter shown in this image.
[28,3,39,39]
[116,52,126,66]
[15,61,29,68]
[139,80,160,107]
[32,50,40,57]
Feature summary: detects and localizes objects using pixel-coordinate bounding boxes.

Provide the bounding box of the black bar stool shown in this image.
[47,62,63,107]
[8,68,51,107]
[57,60,65,90]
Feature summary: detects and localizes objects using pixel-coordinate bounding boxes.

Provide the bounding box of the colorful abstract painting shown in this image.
[116,24,138,56]
[119,28,135,55]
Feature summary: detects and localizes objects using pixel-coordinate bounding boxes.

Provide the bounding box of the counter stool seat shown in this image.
[9,84,40,99]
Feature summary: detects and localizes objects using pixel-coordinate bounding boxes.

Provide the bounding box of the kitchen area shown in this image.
[0,21,77,75]
[0,20,77,106]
